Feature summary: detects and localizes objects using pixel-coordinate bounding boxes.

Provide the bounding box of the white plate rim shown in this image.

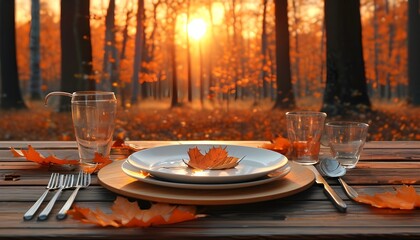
[121,160,291,190]
[127,144,288,183]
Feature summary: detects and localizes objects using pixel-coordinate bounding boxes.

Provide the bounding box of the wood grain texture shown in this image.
[0,140,419,239]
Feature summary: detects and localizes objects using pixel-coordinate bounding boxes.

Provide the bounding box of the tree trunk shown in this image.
[260,0,269,99]
[117,9,132,109]
[408,0,420,105]
[148,1,160,100]
[76,0,95,90]
[384,0,394,100]
[321,0,371,116]
[0,0,27,109]
[130,0,145,104]
[199,42,204,106]
[102,0,118,93]
[140,3,149,99]
[207,0,218,103]
[170,25,179,107]
[186,0,193,103]
[373,0,380,98]
[231,0,239,100]
[29,0,42,100]
[291,0,301,98]
[59,0,95,111]
[273,0,295,109]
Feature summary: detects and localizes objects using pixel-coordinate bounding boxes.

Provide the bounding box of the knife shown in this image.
[307,165,347,212]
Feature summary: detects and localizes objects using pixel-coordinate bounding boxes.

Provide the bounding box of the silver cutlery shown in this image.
[56,171,91,220]
[338,178,359,200]
[307,165,347,212]
[318,158,359,200]
[38,174,74,221]
[23,173,60,220]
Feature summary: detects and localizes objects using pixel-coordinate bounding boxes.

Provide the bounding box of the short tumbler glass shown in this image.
[325,121,369,168]
[285,111,327,165]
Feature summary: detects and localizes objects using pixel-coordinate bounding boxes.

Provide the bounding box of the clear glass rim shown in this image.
[72,91,115,96]
[325,121,369,128]
[285,111,327,117]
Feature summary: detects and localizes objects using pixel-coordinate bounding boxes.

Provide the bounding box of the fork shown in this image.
[56,171,91,220]
[37,174,74,221]
[23,173,60,220]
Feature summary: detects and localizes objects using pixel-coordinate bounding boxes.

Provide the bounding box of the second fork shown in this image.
[37,174,74,221]
[56,171,91,220]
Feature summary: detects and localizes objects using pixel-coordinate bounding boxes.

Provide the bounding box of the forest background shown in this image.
[0,0,419,142]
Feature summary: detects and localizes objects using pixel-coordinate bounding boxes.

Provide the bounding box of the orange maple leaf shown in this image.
[184,146,241,170]
[11,145,79,165]
[260,135,292,156]
[80,153,113,174]
[11,145,112,172]
[354,185,420,210]
[67,196,200,227]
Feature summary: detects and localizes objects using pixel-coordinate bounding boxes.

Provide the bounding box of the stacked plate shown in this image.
[121,144,291,190]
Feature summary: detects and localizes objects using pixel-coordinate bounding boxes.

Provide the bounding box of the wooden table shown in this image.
[1,140,419,239]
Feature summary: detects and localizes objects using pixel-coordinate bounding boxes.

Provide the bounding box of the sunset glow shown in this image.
[187,18,207,40]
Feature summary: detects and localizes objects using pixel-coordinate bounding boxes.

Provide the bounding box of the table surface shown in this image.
[1,140,419,239]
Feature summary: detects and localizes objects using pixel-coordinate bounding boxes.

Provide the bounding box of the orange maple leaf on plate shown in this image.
[354,185,420,210]
[184,146,241,170]
[10,145,79,165]
[67,196,200,227]
[260,136,292,156]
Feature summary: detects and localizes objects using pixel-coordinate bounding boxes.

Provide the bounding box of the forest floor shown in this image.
[0,98,418,142]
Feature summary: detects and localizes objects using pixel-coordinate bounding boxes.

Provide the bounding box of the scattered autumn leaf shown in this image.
[260,135,292,156]
[354,185,420,210]
[11,145,79,165]
[184,146,241,170]
[79,153,114,174]
[11,145,112,173]
[67,196,200,227]
[111,139,141,155]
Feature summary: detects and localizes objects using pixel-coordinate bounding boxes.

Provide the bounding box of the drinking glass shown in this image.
[324,121,369,168]
[285,111,327,165]
[45,91,117,167]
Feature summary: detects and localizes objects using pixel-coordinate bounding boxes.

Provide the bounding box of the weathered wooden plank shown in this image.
[0,140,419,239]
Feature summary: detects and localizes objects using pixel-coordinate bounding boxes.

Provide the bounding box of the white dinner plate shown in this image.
[121,160,291,190]
[127,144,288,183]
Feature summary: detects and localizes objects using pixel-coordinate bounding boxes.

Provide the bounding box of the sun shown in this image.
[187,18,207,40]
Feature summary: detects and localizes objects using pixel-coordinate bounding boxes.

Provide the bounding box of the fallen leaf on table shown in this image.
[111,139,141,154]
[260,135,292,156]
[184,146,240,170]
[68,196,201,227]
[11,145,111,173]
[10,145,79,166]
[81,153,113,174]
[354,185,420,210]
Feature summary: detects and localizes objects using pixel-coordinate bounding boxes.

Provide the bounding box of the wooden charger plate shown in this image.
[98,160,315,205]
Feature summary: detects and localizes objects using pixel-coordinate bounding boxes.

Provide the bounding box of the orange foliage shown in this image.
[11,145,113,173]
[81,153,114,174]
[68,196,200,227]
[10,145,79,166]
[355,185,420,210]
[184,146,241,170]
[260,135,292,156]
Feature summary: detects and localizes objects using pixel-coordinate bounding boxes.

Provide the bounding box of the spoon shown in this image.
[318,158,359,200]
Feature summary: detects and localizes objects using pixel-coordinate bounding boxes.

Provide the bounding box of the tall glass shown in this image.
[325,121,369,168]
[45,91,117,167]
[285,111,327,165]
